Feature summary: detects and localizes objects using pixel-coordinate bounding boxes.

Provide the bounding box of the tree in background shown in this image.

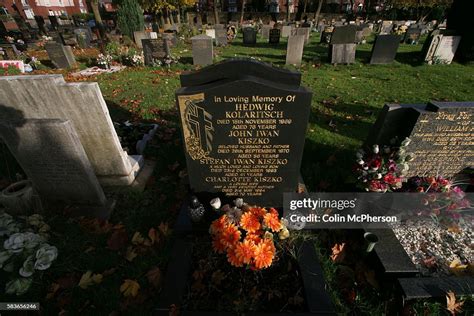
[88,0,105,38]
[140,0,194,26]
[117,0,145,39]
[313,0,324,24]
[388,0,453,22]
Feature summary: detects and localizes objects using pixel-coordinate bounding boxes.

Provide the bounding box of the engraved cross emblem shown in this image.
[185,99,214,153]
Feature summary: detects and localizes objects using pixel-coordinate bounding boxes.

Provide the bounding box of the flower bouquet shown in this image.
[210,202,290,270]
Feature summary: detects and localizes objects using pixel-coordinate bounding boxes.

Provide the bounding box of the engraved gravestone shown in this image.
[286,35,305,66]
[424,35,461,65]
[269,28,280,45]
[365,101,473,177]
[243,27,257,45]
[370,35,401,64]
[45,42,76,68]
[176,59,312,206]
[191,35,213,66]
[0,75,142,186]
[142,38,170,65]
[0,119,113,218]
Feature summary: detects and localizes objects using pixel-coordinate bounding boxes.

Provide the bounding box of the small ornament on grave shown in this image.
[188,195,206,222]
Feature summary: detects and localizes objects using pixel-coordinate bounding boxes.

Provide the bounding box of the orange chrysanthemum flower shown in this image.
[245,233,262,245]
[227,247,244,267]
[210,215,228,234]
[263,212,283,232]
[220,223,241,248]
[269,208,279,216]
[254,239,275,269]
[240,212,261,233]
[212,236,227,254]
[234,239,257,264]
[249,207,267,218]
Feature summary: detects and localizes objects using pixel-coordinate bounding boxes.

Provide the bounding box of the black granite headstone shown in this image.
[176,59,312,206]
[269,28,281,45]
[330,25,357,44]
[142,38,170,66]
[242,27,257,45]
[369,35,401,64]
[365,101,474,177]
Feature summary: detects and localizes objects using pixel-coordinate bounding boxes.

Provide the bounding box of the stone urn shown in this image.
[0,180,34,215]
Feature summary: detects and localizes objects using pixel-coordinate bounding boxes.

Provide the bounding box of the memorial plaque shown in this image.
[191,35,213,66]
[0,119,107,206]
[45,42,76,68]
[366,102,474,177]
[269,28,280,45]
[370,35,401,64]
[142,38,170,66]
[176,59,312,206]
[330,25,357,44]
[286,35,305,66]
[243,27,257,45]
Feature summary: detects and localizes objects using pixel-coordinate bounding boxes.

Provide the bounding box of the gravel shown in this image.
[390,219,473,276]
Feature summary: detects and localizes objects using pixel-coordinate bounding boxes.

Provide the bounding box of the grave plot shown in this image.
[156,59,334,315]
[361,101,474,303]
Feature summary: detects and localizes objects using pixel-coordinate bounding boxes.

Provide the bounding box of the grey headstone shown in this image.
[329,44,356,64]
[191,35,213,66]
[45,42,76,68]
[286,35,305,66]
[0,75,141,186]
[0,119,107,209]
[281,25,292,38]
[215,29,227,46]
[330,25,357,44]
[370,35,401,64]
[296,27,310,45]
[261,25,271,39]
[142,38,170,66]
[74,28,91,48]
